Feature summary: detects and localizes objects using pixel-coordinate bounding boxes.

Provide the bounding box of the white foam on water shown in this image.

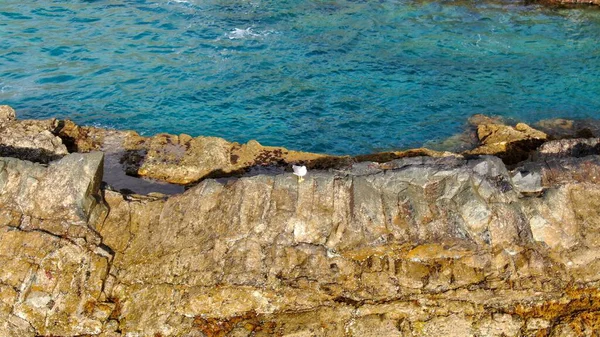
[227,27,259,40]
[226,27,273,40]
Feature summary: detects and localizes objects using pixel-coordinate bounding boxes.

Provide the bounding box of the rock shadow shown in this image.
[0,145,65,164]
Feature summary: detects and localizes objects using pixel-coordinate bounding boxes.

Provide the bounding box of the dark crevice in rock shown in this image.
[535,138,600,160]
[185,159,352,188]
[181,156,356,188]
[52,119,103,153]
[98,243,116,259]
[333,296,364,308]
[14,224,78,247]
[53,120,78,153]
[500,138,547,167]
[464,138,547,168]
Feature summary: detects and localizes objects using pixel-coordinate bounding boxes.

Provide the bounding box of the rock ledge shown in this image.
[2,107,600,336]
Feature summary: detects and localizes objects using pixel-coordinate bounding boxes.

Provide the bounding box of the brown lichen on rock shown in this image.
[55,119,105,152]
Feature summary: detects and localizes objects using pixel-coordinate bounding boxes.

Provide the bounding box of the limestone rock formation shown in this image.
[2,107,600,335]
[0,105,16,126]
[0,152,113,336]
[535,138,600,160]
[58,119,331,185]
[2,143,600,335]
[0,109,334,185]
[0,105,68,163]
[1,108,560,188]
[51,116,449,185]
[465,120,548,165]
[536,118,600,140]
[537,0,600,5]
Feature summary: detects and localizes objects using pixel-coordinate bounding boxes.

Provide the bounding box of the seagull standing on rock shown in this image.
[292,165,307,183]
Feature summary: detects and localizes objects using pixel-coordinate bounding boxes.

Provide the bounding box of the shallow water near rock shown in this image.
[1,0,599,155]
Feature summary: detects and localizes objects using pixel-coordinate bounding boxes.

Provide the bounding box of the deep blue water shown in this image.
[1,0,599,155]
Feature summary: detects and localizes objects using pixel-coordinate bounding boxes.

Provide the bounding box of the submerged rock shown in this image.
[536,118,600,140]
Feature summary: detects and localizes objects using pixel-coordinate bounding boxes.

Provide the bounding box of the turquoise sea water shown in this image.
[1,0,599,155]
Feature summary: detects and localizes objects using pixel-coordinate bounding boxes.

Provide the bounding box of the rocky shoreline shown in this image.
[539,0,600,6]
[2,105,600,336]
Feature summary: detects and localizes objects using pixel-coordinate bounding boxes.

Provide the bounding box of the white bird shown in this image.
[292,165,307,183]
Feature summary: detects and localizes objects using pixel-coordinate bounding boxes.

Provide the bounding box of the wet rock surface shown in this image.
[2,108,600,335]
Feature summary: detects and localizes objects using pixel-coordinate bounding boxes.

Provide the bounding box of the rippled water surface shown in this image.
[1,0,599,154]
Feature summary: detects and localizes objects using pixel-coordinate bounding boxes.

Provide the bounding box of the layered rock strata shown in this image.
[2,146,600,336]
[2,106,600,335]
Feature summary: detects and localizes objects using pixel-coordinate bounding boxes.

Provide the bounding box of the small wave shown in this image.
[226,27,273,40]
[166,0,198,7]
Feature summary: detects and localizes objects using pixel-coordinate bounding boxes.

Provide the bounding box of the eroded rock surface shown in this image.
[536,118,600,140]
[1,108,569,189]
[536,0,600,6]
[3,107,600,335]
[2,148,600,336]
[465,120,548,165]
[0,152,113,336]
[0,105,68,163]
[58,122,332,185]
